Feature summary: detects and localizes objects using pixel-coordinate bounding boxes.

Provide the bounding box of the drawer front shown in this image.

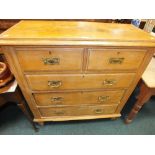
[39,105,118,117]
[87,49,146,70]
[16,48,83,71]
[34,90,124,106]
[26,73,135,91]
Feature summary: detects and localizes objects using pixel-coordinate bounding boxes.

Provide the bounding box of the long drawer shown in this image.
[39,105,118,117]
[34,90,125,106]
[87,49,146,70]
[16,48,83,71]
[26,73,135,91]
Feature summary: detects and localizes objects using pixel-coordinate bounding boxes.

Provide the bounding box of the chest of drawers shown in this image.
[0,20,155,124]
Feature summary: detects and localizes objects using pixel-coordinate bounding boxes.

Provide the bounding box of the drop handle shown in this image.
[53,110,65,115]
[109,57,124,64]
[94,109,103,114]
[98,96,110,102]
[48,80,62,88]
[42,57,60,65]
[103,79,116,86]
[51,97,64,102]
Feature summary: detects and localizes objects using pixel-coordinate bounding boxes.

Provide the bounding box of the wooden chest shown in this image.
[0,20,155,124]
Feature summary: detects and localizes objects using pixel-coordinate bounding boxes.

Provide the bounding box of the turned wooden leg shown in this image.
[125,81,152,124]
[16,88,39,131]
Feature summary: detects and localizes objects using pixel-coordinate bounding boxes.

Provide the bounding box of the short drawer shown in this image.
[26,73,135,91]
[16,48,83,71]
[87,49,146,71]
[34,90,125,106]
[39,105,118,117]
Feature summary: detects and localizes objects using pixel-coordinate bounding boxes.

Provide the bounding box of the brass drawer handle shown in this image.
[51,97,64,102]
[42,57,60,65]
[53,110,65,115]
[48,80,62,88]
[94,109,103,114]
[103,79,116,86]
[98,96,110,102]
[109,58,124,64]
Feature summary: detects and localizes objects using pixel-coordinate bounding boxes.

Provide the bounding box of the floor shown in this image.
[0,88,155,135]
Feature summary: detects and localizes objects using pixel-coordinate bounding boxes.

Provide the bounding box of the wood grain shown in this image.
[2,46,41,118]
[34,90,124,106]
[0,20,155,46]
[87,48,146,70]
[39,104,118,117]
[26,73,135,91]
[16,48,84,71]
[0,21,154,123]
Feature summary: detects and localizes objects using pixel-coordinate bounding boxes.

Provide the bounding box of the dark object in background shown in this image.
[139,21,146,29]
[114,19,132,24]
[0,19,20,33]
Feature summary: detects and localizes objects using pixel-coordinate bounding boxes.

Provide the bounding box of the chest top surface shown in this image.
[0,20,155,46]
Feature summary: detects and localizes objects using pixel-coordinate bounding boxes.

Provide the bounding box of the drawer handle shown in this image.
[109,58,124,64]
[53,110,65,115]
[48,80,62,88]
[98,96,110,102]
[51,97,64,102]
[42,57,60,65]
[103,79,116,86]
[94,109,103,114]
